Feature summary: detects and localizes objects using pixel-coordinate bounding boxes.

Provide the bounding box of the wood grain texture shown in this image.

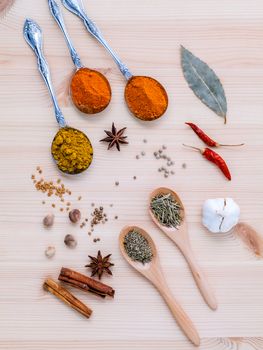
[0,0,263,349]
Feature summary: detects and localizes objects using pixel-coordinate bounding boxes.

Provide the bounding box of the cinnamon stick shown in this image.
[43,278,92,318]
[58,267,115,298]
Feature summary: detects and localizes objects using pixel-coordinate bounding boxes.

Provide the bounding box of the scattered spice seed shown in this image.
[136,155,140,159]
[115,216,118,220]
[153,146,175,178]
[182,163,187,169]
[31,169,73,204]
[143,139,147,143]
[115,181,119,186]
[124,230,153,264]
[78,196,82,201]
[133,176,137,180]
[42,201,45,205]
[52,204,55,208]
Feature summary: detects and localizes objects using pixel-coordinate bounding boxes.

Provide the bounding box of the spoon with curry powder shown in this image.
[48,0,111,114]
[62,0,168,121]
[119,226,200,346]
[24,19,93,174]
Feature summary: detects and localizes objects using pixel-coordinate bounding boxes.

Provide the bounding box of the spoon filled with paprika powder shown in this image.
[48,0,111,115]
[62,0,168,121]
[24,19,93,174]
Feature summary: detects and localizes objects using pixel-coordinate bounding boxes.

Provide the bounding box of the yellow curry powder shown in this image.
[51,127,93,174]
[70,68,111,114]
[124,76,168,121]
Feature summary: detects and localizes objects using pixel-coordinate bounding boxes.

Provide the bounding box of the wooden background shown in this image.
[0,0,263,349]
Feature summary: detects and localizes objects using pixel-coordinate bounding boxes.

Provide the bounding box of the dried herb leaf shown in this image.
[181,46,227,124]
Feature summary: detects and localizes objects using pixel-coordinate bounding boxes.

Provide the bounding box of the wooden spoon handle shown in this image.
[181,245,217,310]
[158,285,200,347]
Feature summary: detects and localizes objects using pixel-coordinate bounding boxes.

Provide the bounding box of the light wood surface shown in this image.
[1,0,263,349]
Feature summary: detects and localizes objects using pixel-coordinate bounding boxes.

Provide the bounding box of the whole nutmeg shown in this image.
[69,209,81,223]
[45,246,56,259]
[43,214,54,228]
[64,234,77,249]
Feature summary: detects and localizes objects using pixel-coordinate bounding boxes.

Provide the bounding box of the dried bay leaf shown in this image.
[181,46,227,123]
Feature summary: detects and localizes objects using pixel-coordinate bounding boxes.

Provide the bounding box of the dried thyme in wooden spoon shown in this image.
[124,230,153,264]
[150,193,182,229]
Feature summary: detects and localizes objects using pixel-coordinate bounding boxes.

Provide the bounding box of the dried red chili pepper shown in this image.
[185,122,244,148]
[183,144,232,181]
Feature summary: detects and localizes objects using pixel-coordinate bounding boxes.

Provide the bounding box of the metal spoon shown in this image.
[62,0,168,121]
[119,225,200,347]
[23,19,93,174]
[149,187,217,310]
[48,0,111,114]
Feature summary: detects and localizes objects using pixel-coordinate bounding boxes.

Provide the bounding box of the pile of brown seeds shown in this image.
[31,167,74,210]
[88,206,108,236]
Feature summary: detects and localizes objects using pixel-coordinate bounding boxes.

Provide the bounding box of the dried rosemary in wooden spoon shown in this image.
[150,193,182,229]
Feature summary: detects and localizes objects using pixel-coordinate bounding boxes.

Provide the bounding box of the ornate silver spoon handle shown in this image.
[62,0,133,80]
[48,0,83,70]
[23,19,66,128]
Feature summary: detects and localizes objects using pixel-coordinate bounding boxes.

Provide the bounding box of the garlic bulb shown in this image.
[202,198,240,233]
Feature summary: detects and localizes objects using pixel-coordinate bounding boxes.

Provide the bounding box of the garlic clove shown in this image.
[202,198,240,233]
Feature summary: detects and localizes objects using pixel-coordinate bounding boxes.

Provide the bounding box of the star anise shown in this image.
[85,250,114,280]
[100,122,128,151]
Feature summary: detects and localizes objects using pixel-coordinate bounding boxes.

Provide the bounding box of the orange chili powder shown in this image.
[125,76,168,121]
[70,67,111,114]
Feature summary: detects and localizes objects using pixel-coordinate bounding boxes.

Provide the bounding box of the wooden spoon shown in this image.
[119,226,200,347]
[149,188,217,311]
